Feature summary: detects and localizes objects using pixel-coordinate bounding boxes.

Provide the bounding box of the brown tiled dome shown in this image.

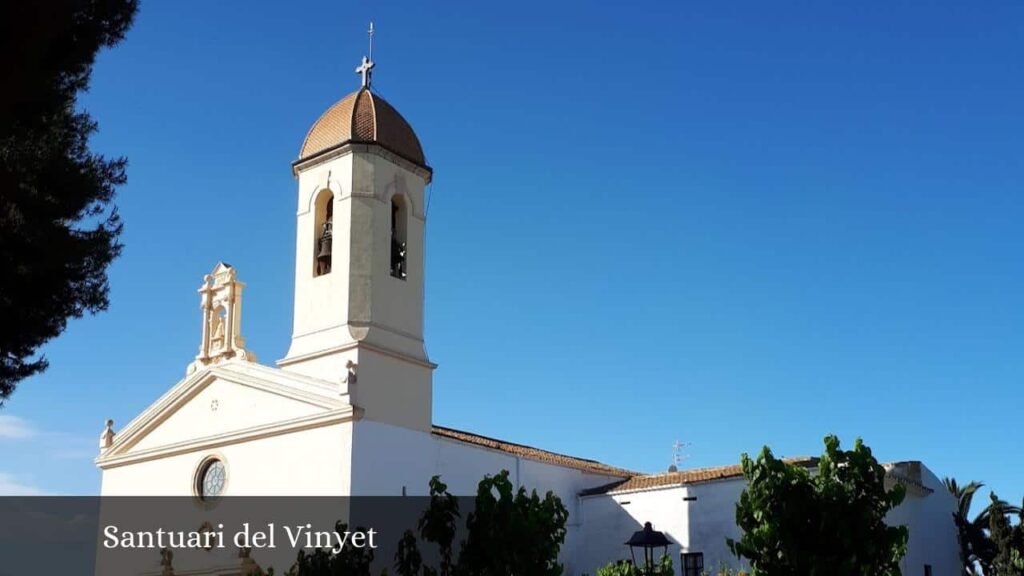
[298,88,426,167]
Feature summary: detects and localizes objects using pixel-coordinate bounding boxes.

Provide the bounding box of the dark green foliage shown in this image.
[946,478,996,575]
[595,555,673,576]
[268,471,568,576]
[456,470,569,576]
[727,435,908,576]
[394,530,423,576]
[944,478,1024,576]
[416,476,459,576]
[395,470,569,576]
[987,494,1024,576]
[0,0,137,402]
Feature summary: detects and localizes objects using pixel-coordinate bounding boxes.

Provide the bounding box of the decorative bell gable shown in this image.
[188,262,256,374]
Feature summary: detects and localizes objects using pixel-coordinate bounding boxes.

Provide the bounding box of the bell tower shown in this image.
[279,43,434,432]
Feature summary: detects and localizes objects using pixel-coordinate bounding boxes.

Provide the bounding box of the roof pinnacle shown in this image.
[356,22,375,88]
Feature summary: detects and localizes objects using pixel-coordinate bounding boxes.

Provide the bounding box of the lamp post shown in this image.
[625,522,672,575]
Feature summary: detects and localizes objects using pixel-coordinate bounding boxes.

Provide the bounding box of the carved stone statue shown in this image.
[99,419,115,450]
[345,360,358,387]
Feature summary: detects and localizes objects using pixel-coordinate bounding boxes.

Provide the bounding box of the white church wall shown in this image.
[683,479,748,572]
[886,468,960,576]
[579,488,688,576]
[350,420,629,576]
[100,422,353,496]
[350,420,625,496]
[578,463,959,576]
[129,377,323,452]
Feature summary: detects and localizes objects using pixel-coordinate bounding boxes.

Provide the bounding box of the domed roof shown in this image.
[298,88,426,168]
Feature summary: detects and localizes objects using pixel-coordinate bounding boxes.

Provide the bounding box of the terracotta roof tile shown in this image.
[431,425,637,478]
[580,457,820,496]
[298,88,426,168]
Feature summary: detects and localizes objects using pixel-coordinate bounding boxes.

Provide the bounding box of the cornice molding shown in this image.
[277,338,437,370]
[98,361,348,462]
[292,141,432,183]
[96,407,361,469]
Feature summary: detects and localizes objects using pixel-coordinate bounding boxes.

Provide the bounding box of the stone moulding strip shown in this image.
[101,364,348,458]
[292,141,432,184]
[277,339,437,370]
[96,407,360,469]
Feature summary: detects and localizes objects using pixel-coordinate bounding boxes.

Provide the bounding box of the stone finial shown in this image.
[160,547,174,576]
[187,263,256,374]
[238,546,259,575]
[345,360,358,387]
[99,419,115,450]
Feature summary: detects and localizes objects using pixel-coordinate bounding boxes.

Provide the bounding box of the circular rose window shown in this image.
[197,459,226,500]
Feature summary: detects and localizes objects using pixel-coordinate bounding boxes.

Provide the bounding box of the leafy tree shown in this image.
[416,476,459,576]
[0,0,137,402]
[456,470,569,576]
[727,435,908,576]
[395,470,569,576]
[988,494,1024,576]
[946,478,995,575]
[944,478,1024,576]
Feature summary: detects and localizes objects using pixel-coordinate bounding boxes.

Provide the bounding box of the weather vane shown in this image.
[356,22,376,89]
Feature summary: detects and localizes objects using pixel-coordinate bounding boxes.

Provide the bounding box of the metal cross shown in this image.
[356,56,375,88]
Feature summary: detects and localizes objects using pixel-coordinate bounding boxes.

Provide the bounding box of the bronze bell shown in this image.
[317,234,332,259]
[316,221,333,273]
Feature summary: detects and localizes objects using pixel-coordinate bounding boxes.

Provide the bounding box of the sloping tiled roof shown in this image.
[580,457,820,496]
[298,88,427,168]
[431,425,637,478]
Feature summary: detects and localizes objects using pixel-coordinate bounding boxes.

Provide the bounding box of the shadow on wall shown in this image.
[579,479,753,576]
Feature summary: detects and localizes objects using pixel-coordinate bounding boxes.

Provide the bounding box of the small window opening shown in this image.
[681,552,704,576]
[315,193,334,276]
[196,458,226,501]
[390,197,407,279]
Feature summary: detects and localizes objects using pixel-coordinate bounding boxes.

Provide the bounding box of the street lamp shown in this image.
[625,521,672,575]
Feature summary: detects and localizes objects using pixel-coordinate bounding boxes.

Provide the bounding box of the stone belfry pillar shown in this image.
[188,262,256,374]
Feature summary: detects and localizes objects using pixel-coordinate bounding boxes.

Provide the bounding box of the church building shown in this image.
[95,44,960,576]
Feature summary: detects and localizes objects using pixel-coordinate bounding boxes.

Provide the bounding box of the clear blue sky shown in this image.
[1,1,1021,505]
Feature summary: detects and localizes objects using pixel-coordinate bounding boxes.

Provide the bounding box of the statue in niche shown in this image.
[209,308,226,353]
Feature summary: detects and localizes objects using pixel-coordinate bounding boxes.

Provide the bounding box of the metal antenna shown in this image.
[672,440,692,468]
[368,22,375,62]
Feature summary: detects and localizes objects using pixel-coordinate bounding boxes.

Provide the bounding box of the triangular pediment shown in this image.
[97,361,356,468]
